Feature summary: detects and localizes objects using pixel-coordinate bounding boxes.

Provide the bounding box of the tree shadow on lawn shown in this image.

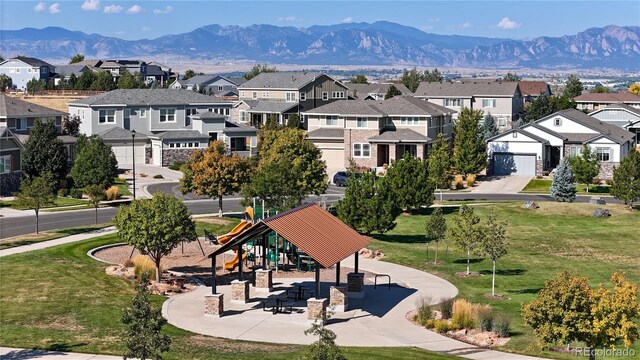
[479,269,527,276]
[411,206,461,216]
[507,287,542,295]
[452,258,484,264]
[1,342,90,359]
[375,234,426,244]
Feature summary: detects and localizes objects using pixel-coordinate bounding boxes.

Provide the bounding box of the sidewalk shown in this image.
[0,226,117,258]
[0,347,122,359]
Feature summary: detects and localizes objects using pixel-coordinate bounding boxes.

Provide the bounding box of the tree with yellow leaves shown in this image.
[629,83,640,95]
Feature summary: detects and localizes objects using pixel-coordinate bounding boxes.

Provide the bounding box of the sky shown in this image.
[1,0,639,40]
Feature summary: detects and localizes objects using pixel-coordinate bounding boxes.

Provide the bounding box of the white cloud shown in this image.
[277,16,301,23]
[126,4,143,14]
[460,22,473,29]
[49,3,61,13]
[342,16,353,23]
[141,26,152,32]
[421,25,434,31]
[153,5,173,15]
[104,4,123,13]
[427,17,440,23]
[34,2,46,12]
[115,30,125,35]
[81,0,100,11]
[497,17,521,30]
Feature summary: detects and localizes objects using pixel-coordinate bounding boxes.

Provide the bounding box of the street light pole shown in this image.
[131,129,136,199]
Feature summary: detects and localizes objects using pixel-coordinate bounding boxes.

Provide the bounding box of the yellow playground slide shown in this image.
[217,221,252,245]
[224,249,247,271]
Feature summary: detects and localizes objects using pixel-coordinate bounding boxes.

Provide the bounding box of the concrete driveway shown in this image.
[471,176,532,194]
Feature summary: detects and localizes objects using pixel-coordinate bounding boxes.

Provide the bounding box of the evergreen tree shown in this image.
[564,74,584,99]
[385,152,434,213]
[423,68,443,82]
[350,75,368,84]
[425,207,447,264]
[70,135,119,189]
[452,108,486,176]
[26,79,45,94]
[481,114,499,141]
[551,158,577,202]
[447,205,483,275]
[75,70,96,90]
[384,85,402,99]
[286,113,300,128]
[244,64,277,81]
[91,71,116,91]
[400,68,422,92]
[182,69,196,80]
[502,72,521,82]
[568,145,600,193]
[428,133,451,200]
[610,149,640,208]
[67,73,78,89]
[122,276,171,360]
[118,69,142,89]
[21,118,68,183]
[69,53,85,64]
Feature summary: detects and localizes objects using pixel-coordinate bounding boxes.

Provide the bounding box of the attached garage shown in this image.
[96,127,148,168]
[492,153,536,176]
[320,148,345,172]
[307,128,346,176]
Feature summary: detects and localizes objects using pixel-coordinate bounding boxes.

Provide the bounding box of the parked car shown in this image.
[332,171,349,186]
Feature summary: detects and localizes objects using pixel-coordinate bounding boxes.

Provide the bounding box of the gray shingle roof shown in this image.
[304,100,385,116]
[97,127,149,140]
[247,101,298,113]
[487,128,550,144]
[55,64,89,77]
[193,111,227,120]
[348,83,412,98]
[539,109,635,145]
[239,72,331,90]
[179,74,219,86]
[68,89,233,106]
[414,81,519,97]
[558,133,600,143]
[11,56,53,68]
[307,128,345,139]
[304,96,453,117]
[223,121,257,134]
[155,130,209,140]
[0,94,67,118]
[368,128,430,143]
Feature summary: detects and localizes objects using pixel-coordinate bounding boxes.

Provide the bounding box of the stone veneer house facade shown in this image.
[67,89,257,167]
[413,81,523,131]
[302,96,454,174]
[486,109,636,178]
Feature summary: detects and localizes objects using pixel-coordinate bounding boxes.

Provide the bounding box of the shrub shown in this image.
[592,177,601,185]
[105,186,120,201]
[451,299,475,330]
[439,297,454,319]
[422,319,437,329]
[133,255,157,281]
[491,313,510,337]
[466,174,477,187]
[475,304,494,331]
[60,176,74,190]
[57,188,69,197]
[536,175,543,179]
[140,173,148,178]
[168,161,184,171]
[414,296,433,325]
[434,319,451,334]
[605,179,613,186]
[123,259,135,267]
[153,174,164,179]
[70,188,84,199]
[115,177,126,183]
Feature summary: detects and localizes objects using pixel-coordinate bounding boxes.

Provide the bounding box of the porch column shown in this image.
[416,144,425,160]
[388,144,396,163]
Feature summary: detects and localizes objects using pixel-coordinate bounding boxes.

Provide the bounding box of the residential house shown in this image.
[347,83,412,101]
[170,75,244,97]
[518,81,551,108]
[486,109,635,178]
[413,81,523,130]
[238,72,350,127]
[0,56,56,90]
[303,96,454,174]
[574,91,640,111]
[0,126,24,195]
[67,89,256,167]
[589,103,640,143]
[71,59,174,85]
[53,64,103,86]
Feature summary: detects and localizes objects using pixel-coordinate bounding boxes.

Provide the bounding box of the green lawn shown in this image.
[1,197,87,210]
[113,179,132,197]
[0,224,112,250]
[521,179,610,194]
[0,222,456,360]
[369,202,640,359]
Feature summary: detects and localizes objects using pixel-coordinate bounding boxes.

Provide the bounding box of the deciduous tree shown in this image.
[0,74,12,92]
[70,135,118,189]
[244,64,277,81]
[629,83,640,95]
[114,193,196,282]
[564,74,584,99]
[69,53,85,64]
[85,184,105,225]
[74,70,96,90]
[350,75,368,84]
[182,69,196,80]
[62,115,81,136]
[501,72,521,82]
[425,207,447,264]
[180,141,253,216]
[524,95,576,123]
[551,158,577,202]
[304,309,346,360]
[568,145,600,193]
[481,214,508,296]
[590,85,610,93]
[21,118,68,183]
[452,108,486,176]
[15,174,55,234]
[400,68,422,92]
[26,78,45,94]
[385,152,433,213]
[610,149,640,208]
[447,205,483,275]
[423,68,443,82]
[118,69,142,89]
[384,84,402,99]
[90,71,116,91]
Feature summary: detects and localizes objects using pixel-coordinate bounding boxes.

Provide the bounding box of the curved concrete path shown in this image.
[164,256,546,360]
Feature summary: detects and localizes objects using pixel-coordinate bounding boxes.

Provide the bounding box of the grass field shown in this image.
[1,197,87,210]
[521,179,610,194]
[0,219,456,360]
[369,201,640,359]
[0,224,112,250]
[113,179,132,197]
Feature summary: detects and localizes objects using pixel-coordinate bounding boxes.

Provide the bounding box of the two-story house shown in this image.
[237,72,350,128]
[303,96,454,175]
[347,83,412,100]
[413,81,523,130]
[574,91,640,111]
[0,56,56,90]
[518,81,551,108]
[68,89,256,167]
[170,75,245,97]
[589,103,640,143]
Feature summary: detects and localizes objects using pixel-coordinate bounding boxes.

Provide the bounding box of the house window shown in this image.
[498,118,507,127]
[0,155,11,174]
[300,92,306,101]
[240,110,247,122]
[15,68,20,73]
[482,99,496,108]
[16,118,27,130]
[400,117,419,125]
[322,92,329,101]
[241,91,245,97]
[230,137,248,151]
[554,118,562,126]
[160,108,176,122]
[252,91,257,99]
[332,91,345,99]
[445,98,462,106]
[99,110,116,123]
[595,147,611,162]
[218,85,223,91]
[512,132,517,138]
[186,108,197,116]
[386,117,393,126]
[139,109,146,117]
[569,146,581,157]
[263,91,269,98]
[325,116,338,126]
[352,143,371,158]
[356,117,367,128]
[286,92,297,102]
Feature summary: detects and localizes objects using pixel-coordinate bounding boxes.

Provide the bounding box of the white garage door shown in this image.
[321,148,345,175]
[493,153,536,176]
[110,142,146,167]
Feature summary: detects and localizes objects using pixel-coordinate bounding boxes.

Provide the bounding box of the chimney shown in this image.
[291,75,295,82]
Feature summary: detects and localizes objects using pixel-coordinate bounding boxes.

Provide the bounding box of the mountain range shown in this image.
[1,22,639,70]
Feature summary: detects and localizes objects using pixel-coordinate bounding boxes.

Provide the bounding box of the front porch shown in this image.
[375,143,427,168]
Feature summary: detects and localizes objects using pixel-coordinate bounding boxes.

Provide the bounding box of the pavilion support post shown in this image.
[354,251,359,273]
[205,256,223,317]
[238,245,243,281]
[315,261,321,299]
[211,256,217,294]
[261,234,267,269]
[335,261,341,286]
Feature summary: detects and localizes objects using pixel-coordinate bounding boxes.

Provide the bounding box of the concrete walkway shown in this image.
[472,176,532,194]
[163,256,546,360]
[0,347,122,360]
[0,226,117,258]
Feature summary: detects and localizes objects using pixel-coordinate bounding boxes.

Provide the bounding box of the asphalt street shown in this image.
[0,183,620,239]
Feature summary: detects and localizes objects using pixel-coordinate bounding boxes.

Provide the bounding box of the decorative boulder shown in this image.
[524,200,539,209]
[593,208,610,218]
[589,196,606,205]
